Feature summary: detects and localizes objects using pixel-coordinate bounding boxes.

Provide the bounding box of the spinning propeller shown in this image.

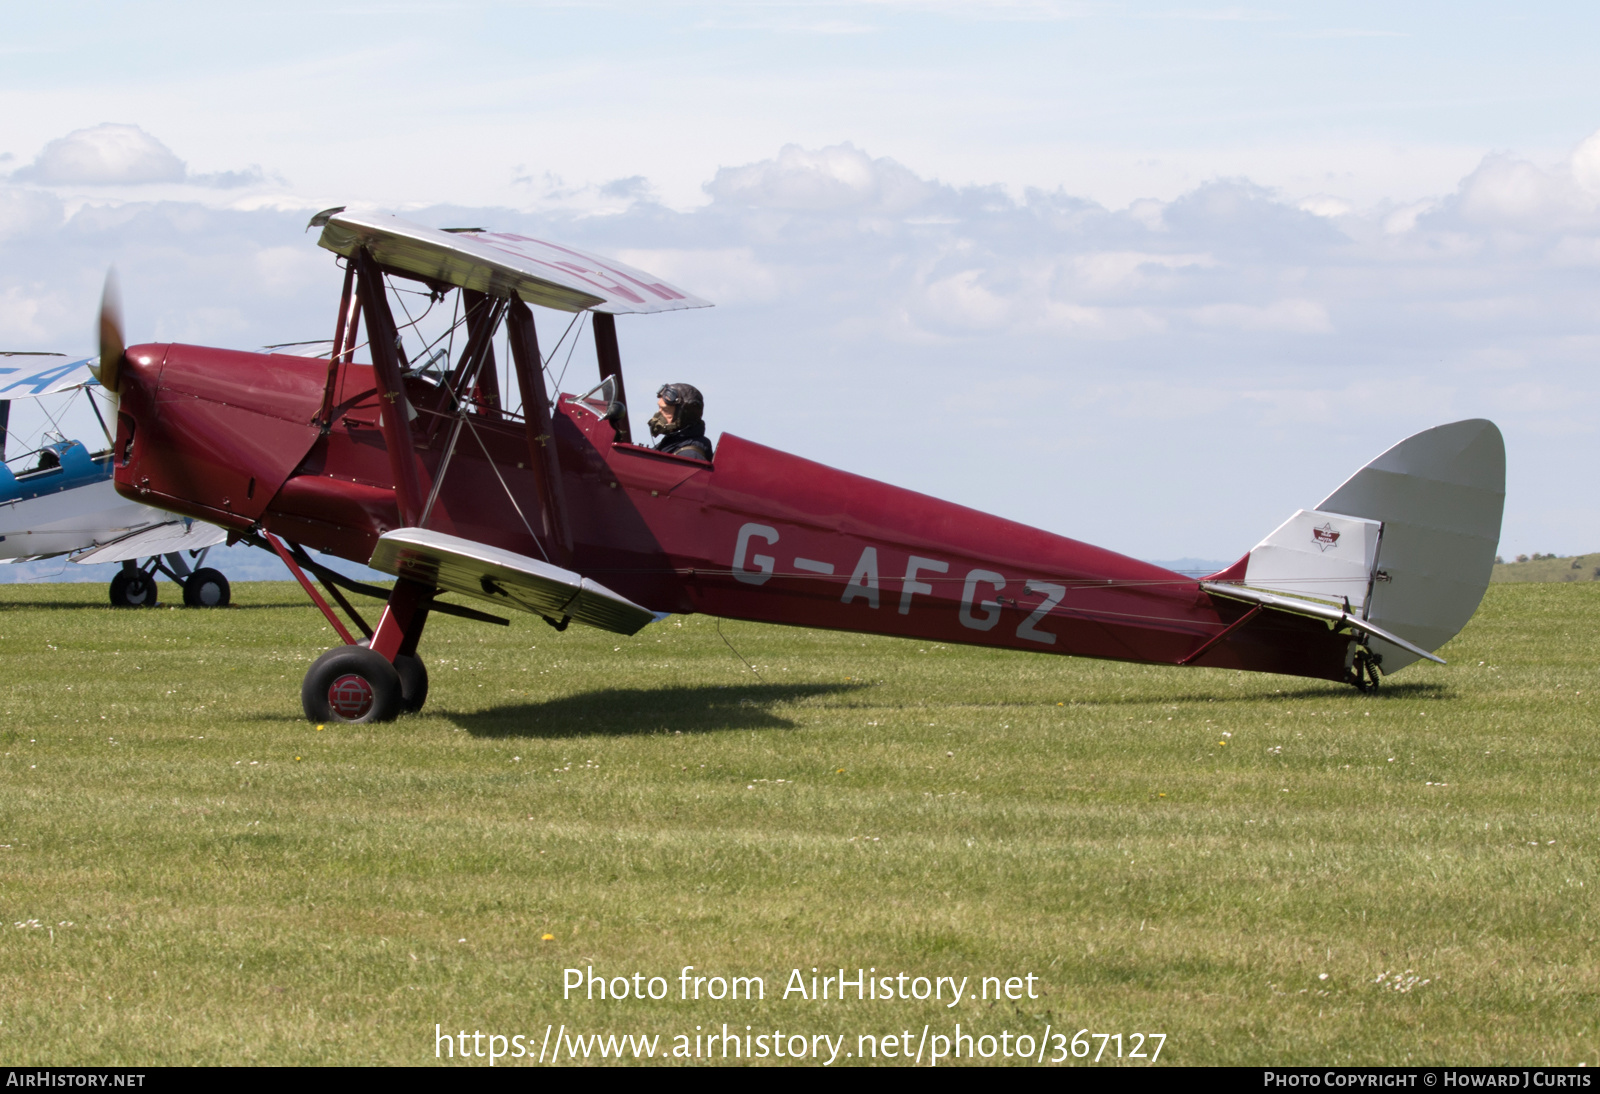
[91,269,125,394]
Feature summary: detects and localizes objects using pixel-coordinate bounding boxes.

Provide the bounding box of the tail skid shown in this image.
[1208,419,1506,678]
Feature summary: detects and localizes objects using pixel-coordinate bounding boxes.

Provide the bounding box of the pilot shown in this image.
[649,383,713,462]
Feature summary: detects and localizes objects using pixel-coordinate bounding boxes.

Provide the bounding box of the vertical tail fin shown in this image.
[1219,420,1505,674]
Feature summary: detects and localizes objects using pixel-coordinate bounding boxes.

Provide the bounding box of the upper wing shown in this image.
[316,211,713,315]
[368,528,659,636]
[0,356,97,400]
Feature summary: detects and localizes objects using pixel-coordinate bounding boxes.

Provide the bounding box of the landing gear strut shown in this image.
[294,570,435,724]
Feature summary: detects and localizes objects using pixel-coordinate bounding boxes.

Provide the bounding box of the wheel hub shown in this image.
[328,673,375,720]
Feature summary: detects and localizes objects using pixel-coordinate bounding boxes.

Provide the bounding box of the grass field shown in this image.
[0,581,1594,1066]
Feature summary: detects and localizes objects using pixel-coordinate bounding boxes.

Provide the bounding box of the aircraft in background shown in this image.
[92,208,1504,722]
[0,352,231,606]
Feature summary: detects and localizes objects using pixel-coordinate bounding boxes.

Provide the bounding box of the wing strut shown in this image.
[507,298,573,564]
[445,289,506,422]
[592,312,632,443]
[352,247,426,526]
[319,260,358,429]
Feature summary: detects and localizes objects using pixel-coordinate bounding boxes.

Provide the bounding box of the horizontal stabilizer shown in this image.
[1200,581,1444,664]
[369,528,657,636]
[71,519,228,565]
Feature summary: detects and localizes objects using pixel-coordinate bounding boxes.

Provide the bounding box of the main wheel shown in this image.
[352,641,429,714]
[393,653,429,713]
[182,567,231,608]
[301,646,403,724]
[108,569,158,608]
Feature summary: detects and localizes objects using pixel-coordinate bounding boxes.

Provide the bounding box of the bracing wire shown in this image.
[539,311,581,376]
[457,409,549,562]
[384,274,440,342]
[36,397,68,440]
[552,311,588,396]
[715,618,763,681]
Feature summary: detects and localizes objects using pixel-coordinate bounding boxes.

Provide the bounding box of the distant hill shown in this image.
[1492,553,1600,584]
[1147,558,1232,575]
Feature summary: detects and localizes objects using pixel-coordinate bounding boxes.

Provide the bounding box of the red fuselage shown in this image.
[112,342,1351,681]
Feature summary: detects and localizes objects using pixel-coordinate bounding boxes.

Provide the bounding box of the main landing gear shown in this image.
[298,575,434,724]
[108,554,232,608]
[301,647,430,723]
[108,564,157,607]
[262,533,496,723]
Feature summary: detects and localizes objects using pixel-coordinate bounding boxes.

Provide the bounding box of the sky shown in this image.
[3,0,1600,570]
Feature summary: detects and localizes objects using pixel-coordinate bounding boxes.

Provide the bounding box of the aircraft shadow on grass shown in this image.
[452,682,866,739]
[1102,680,1454,706]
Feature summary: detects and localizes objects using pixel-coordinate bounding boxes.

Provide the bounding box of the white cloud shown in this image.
[614,248,781,305]
[1381,200,1432,234]
[1297,195,1352,218]
[918,269,1013,331]
[253,245,332,298]
[1570,130,1600,194]
[9,124,265,190]
[0,286,54,344]
[0,188,63,240]
[3,138,1600,557]
[1453,153,1596,230]
[705,143,934,213]
[1189,298,1332,334]
[12,124,185,186]
[1070,251,1216,290]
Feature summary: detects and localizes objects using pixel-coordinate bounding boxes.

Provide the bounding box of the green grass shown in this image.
[0,581,1595,1066]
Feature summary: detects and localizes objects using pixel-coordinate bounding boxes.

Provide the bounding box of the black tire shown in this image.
[393,653,429,713]
[353,639,429,713]
[301,646,403,724]
[182,567,231,608]
[109,569,158,608]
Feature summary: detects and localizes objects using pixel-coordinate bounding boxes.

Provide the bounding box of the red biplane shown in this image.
[93,209,1505,722]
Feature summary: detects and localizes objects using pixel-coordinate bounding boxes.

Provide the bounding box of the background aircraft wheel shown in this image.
[301,646,402,724]
[393,653,429,713]
[182,568,231,608]
[108,569,157,608]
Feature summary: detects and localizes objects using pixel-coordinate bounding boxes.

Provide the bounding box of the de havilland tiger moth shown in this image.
[87,207,1504,723]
